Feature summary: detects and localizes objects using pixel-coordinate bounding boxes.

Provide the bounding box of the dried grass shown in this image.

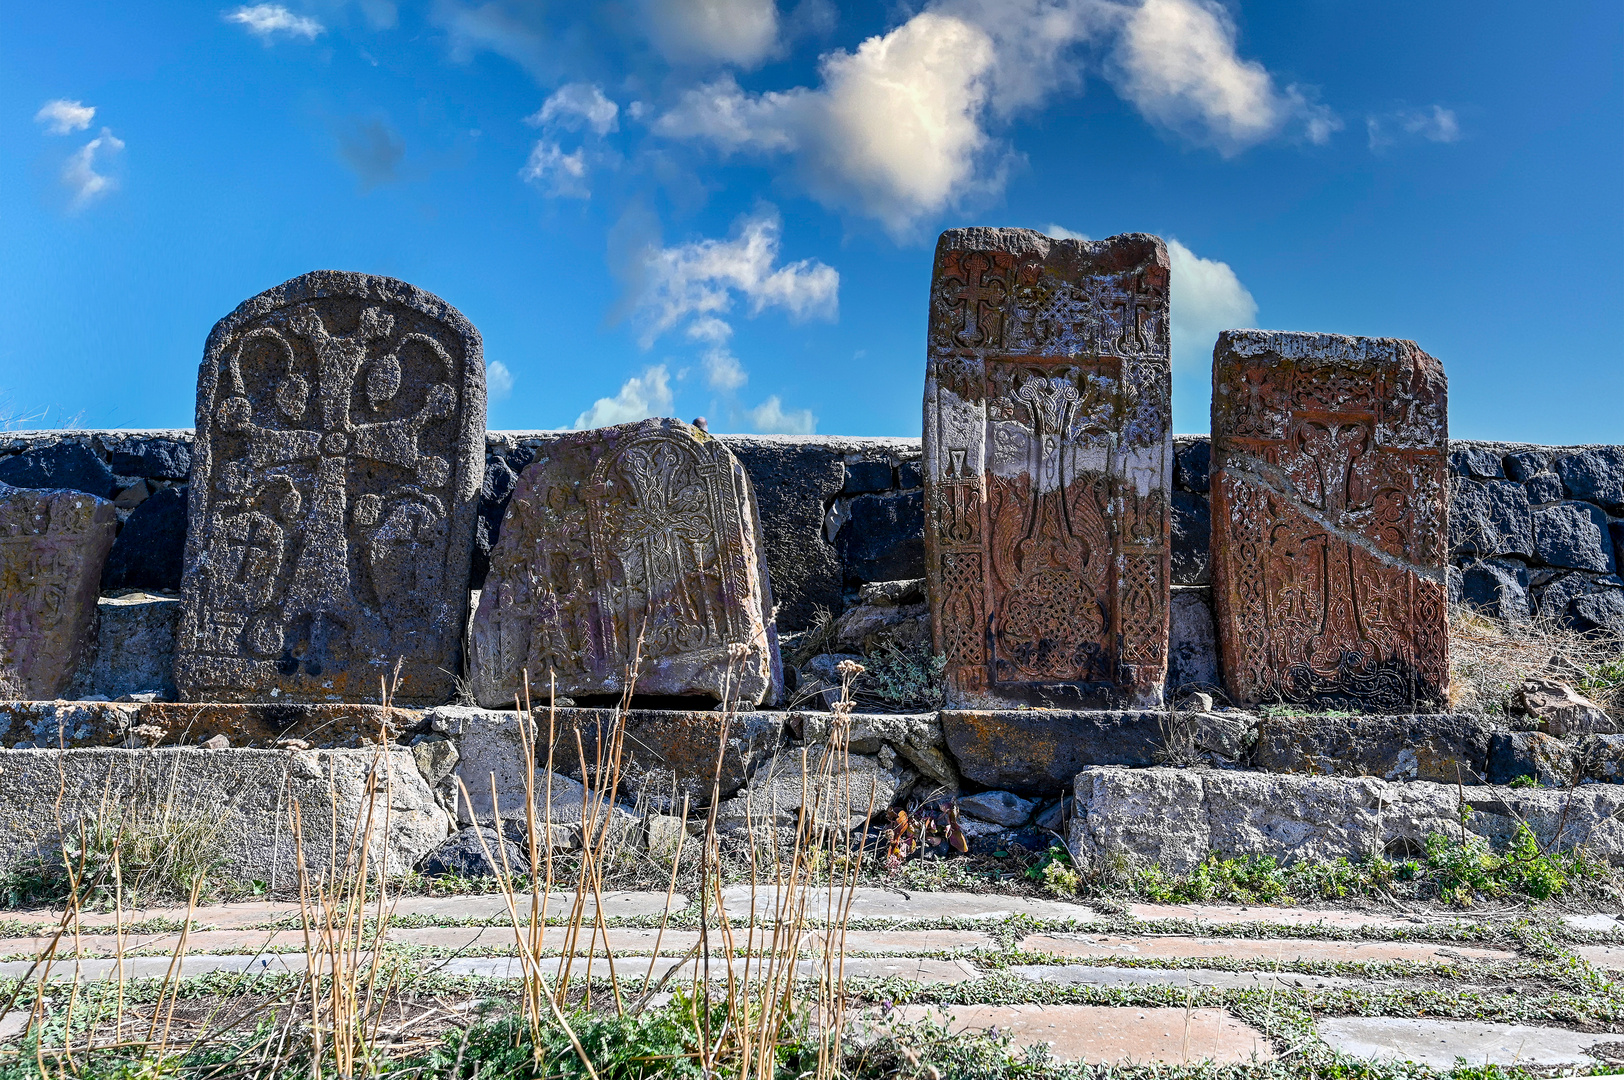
[1448,604,1624,719]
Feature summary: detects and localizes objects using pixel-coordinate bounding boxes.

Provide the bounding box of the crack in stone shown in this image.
[1222,453,1445,584]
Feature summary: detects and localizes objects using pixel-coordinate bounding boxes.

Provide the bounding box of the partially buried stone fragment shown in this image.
[470,417,781,708]
[0,482,117,699]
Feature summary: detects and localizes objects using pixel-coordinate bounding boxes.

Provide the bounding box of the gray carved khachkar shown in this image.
[924,229,1172,708]
[1211,330,1449,711]
[471,418,781,708]
[176,272,485,706]
[0,482,117,699]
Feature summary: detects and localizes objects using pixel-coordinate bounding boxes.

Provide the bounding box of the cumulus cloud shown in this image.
[35,100,95,135]
[1110,0,1337,154]
[61,128,125,209]
[1167,237,1257,367]
[643,0,780,68]
[1367,104,1460,151]
[520,141,590,197]
[574,365,674,429]
[528,83,620,135]
[632,206,838,344]
[741,395,816,434]
[486,360,514,402]
[1041,223,1090,241]
[225,4,325,40]
[337,119,405,190]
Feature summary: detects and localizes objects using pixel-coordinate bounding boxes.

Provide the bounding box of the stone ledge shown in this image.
[0,701,416,749]
[1254,713,1494,784]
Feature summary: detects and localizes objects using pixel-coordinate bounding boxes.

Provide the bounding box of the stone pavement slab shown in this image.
[437,954,980,984]
[5,901,302,932]
[0,929,309,958]
[1009,964,1358,991]
[1019,933,1513,965]
[1127,903,1449,930]
[718,887,1098,924]
[1317,1016,1615,1069]
[886,1004,1275,1065]
[1563,913,1624,934]
[0,953,321,983]
[1577,945,1624,971]
[392,891,688,922]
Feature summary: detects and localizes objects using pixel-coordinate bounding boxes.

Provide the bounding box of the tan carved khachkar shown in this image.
[176,272,485,706]
[1211,330,1449,711]
[470,418,781,708]
[924,229,1172,708]
[0,482,117,699]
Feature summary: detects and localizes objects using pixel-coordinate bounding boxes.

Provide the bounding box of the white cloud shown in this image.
[527,83,619,135]
[35,100,95,135]
[656,12,1000,236]
[633,206,838,344]
[486,360,514,401]
[61,128,125,209]
[642,0,780,68]
[520,140,589,198]
[1111,0,1336,154]
[225,4,325,40]
[1167,237,1256,367]
[1367,105,1460,151]
[703,350,748,391]
[1041,223,1090,241]
[741,395,816,434]
[574,365,674,429]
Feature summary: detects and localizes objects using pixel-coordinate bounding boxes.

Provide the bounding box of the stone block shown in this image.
[1174,438,1210,492]
[1535,572,1624,634]
[1519,677,1619,737]
[470,448,530,589]
[0,483,117,698]
[1211,331,1449,712]
[835,489,925,584]
[924,229,1171,709]
[940,710,1164,793]
[897,459,923,489]
[177,271,485,707]
[723,437,846,631]
[0,747,447,881]
[1449,446,1505,479]
[829,583,928,654]
[1450,478,1533,558]
[1486,731,1579,787]
[842,459,894,494]
[1167,589,1220,690]
[1503,449,1550,481]
[1532,501,1615,572]
[1523,471,1565,504]
[1458,558,1532,621]
[1170,490,1210,585]
[1554,446,1624,512]
[716,748,901,831]
[957,789,1035,826]
[1581,734,1624,783]
[108,438,192,481]
[0,443,116,499]
[471,418,781,709]
[0,700,415,749]
[68,593,180,700]
[102,485,187,592]
[1317,1016,1614,1071]
[1254,713,1493,784]
[417,826,530,878]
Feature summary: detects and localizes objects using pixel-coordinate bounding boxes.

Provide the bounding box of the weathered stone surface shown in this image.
[109,438,192,481]
[409,733,458,787]
[885,1004,1274,1066]
[1175,438,1210,493]
[645,814,688,863]
[941,710,1163,793]
[0,443,117,499]
[1520,677,1618,737]
[925,229,1171,709]
[716,748,901,831]
[1486,731,1579,787]
[1018,933,1512,964]
[1582,734,1624,783]
[67,593,180,700]
[0,483,117,698]
[957,790,1035,826]
[1317,1017,1615,1070]
[835,490,925,584]
[1211,331,1449,712]
[829,579,929,653]
[1070,767,1624,874]
[1537,572,1624,633]
[430,707,624,829]
[102,486,187,592]
[1254,713,1493,784]
[1170,490,1211,585]
[0,747,447,881]
[843,458,895,494]
[1532,501,1615,572]
[1553,447,1624,512]
[177,271,485,706]
[1168,589,1220,690]
[1450,446,1505,480]
[0,700,415,749]
[1450,478,1533,557]
[1457,557,1532,621]
[799,710,960,791]
[471,418,780,708]
[417,826,529,878]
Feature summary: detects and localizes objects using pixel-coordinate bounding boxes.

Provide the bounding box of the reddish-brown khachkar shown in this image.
[1210,330,1449,712]
[924,228,1172,709]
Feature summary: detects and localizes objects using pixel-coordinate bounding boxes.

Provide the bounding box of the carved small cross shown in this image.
[944,253,1007,348]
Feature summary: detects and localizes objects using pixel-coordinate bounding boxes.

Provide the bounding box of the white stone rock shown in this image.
[956,790,1036,827]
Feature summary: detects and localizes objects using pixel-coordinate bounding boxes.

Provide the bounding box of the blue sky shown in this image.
[3,0,1619,441]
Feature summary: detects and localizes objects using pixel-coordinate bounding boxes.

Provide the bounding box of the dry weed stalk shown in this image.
[1449,603,1623,717]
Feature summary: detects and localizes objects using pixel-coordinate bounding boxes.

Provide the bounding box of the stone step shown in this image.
[716,886,1098,924]
[1577,945,1624,971]
[1564,913,1624,934]
[877,1004,1275,1065]
[1018,933,1514,965]
[1126,903,1466,931]
[437,954,981,984]
[1009,964,1359,991]
[1318,1016,1618,1069]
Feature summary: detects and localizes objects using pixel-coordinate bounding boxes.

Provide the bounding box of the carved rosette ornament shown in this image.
[470,418,782,709]
[0,483,117,699]
[1210,330,1449,712]
[177,272,485,706]
[924,229,1173,708]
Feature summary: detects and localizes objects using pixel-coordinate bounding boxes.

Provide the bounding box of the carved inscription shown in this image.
[177,272,485,706]
[924,229,1172,708]
[0,483,117,699]
[1211,330,1449,711]
[470,418,780,708]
